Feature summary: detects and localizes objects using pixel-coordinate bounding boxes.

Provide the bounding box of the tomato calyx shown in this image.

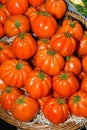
[38,71,46,80]
[37,11,51,17]
[47,49,56,55]
[66,56,71,61]
[59,73,69,80]
[73,95,81,105]
[69,22,76,28]
[57,98,66,105]
[6,87,12,93]
[0,3,3,8]
[40,38,49,44]
[18,32,26,40]
[65,32,72,38]
[0,46,3,51]
[14,21,21,29]
[16,61,24,70]
[17,97,25,105]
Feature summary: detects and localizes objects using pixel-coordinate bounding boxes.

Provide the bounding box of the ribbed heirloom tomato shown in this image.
[69,90,87,118]
[4,14,30,37]
[0,59,32,88]
[29,0,45,7]
[0,87,22,111]
[31,11,58,38]
[0,41,15,64]
[45,0,67,19]
[58,19,83,41]
[6,0,29,15]
[11,95,39,122]
[52,71,79,97]
[50,31,76,57]
[25,69,52,99]
[34,48,65,76]
[64,55,82,76]
[12,32,37,60]
[43,97,69,124]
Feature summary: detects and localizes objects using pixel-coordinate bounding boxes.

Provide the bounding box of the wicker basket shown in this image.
[0,11,87,130]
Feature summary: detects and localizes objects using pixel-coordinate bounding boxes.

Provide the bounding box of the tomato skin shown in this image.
[7,0,29,15]
[31,11,58,38]
[80,77,87,93]
[76,31,87,56]
[43,97,69,124]
[45,0,67,19]
[59,19,83,41]
[69,90,87,117]
[0,0,7,4]
[0,41,16,64]
[0,79,7,91]
[11,95,39,122]
[0,22,4,38]
[52,71,79,97]
[25,70,52,99]
[34,48,65,76]
[64,55,82,76]
[82,55,87,72]
[4,14,30,37]
[50,31,76,57]
[29,0,44,7]
[0,87,22,111]
[12,32,37,60]
[0,59,32,88]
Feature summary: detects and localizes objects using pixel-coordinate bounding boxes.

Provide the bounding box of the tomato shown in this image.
[52,71,79,97]
[7,0,29,15]
[25,6,37,25]
[11,95,39,122]
[69,90,87,118]
[80,77,87,93]
[82,55,87,72]
[0,22,4,38]
[29,0,45,7]
[0,79,7,91]
[76,31,87,56]
[12,32,37,60]
[0,3,10,24]
[58,19,83,41]
[64,55,82,76]
[0,59,32,88]
[43,97,69,124]
[31,11,58,38]
[37,93,52,109]
[50,31,76,57]
[0,41,16,64]
[79,70,87,81]
[34,48,65,76]
[4,14,30,37]
[0,87,22,111]
[37,38,51,51]
[25,70,52,99]
[45,0,67,19]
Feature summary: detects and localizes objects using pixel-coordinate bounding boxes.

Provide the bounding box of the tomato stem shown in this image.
[73,95,81,105]
[57,98,65,104]
[59,73,69,80]
[66,56,71,61]
[6,87,12,93]
[17,97,25,105]
[18,32,26,40]
[47,49,56,55]
[69,22,76,28]
[38,71,45,80]
[14,21,21,29]
[16,62,24,70]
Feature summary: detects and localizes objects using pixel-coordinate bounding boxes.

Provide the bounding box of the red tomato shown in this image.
[69,90,87,118]
[4,14,30,37]
[25,70,52,99]
[11,95,39,122]
[29,0,45,7]
[0,87,22,111]
[43,97,69,124]
[31,11,58,38]
[52,71,79,97]
[0,22,4,38]
[12,32,37,59]
[7,0,29,15]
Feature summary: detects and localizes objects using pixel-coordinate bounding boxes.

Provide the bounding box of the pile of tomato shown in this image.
[0,0,87,125]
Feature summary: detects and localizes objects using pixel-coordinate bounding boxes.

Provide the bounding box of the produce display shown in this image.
[0,0,87,129]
